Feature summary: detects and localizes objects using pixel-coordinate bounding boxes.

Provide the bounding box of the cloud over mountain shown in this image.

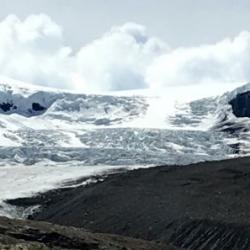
[1,14,250,91]
[75,22,167,91]
[146,31,250,88]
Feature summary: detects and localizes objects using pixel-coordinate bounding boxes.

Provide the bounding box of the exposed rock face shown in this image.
[229,91,250,117]
[0,102,14,112]
[32,103,46,112]
[0,216,173,250]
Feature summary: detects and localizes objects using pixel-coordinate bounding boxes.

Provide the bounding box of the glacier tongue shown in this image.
[0,129,233,166]
[0,77,249,218]
[0,162,130,218]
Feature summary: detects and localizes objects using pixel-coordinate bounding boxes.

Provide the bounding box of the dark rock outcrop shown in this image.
[0,102,46,115]
[32,103,46,112]
[0,102,14,112]
[0,216,173,250]
[229,91,250,117]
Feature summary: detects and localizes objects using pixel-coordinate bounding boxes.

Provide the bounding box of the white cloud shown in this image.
[74,22,167,91]
[1,14,250,92]
[0,14,73,89]
[146,31,250,88]
[0,15,167,91]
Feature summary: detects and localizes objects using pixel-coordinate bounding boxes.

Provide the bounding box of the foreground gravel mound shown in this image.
[0,216,175,250]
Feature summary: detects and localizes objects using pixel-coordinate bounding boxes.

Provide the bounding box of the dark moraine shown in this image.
[8,156,250,250]
[230,91,250,117]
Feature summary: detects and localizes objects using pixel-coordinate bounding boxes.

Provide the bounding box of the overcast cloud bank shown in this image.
[0,14,250,91]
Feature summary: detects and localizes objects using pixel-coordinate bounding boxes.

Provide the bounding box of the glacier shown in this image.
[0,76,250,218]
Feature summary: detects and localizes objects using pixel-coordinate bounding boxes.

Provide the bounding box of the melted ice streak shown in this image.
[0,162,148,218]
[0,77,247,217]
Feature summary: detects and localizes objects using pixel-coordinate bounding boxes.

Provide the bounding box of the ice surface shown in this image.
[0,76,249,218]
[0,162,131,218]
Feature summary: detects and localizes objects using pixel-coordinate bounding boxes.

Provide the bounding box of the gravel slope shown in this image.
[8,156,250,249]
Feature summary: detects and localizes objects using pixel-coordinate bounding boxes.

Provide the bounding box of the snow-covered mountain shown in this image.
[0,76,250,218]
[0,78,239,166]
